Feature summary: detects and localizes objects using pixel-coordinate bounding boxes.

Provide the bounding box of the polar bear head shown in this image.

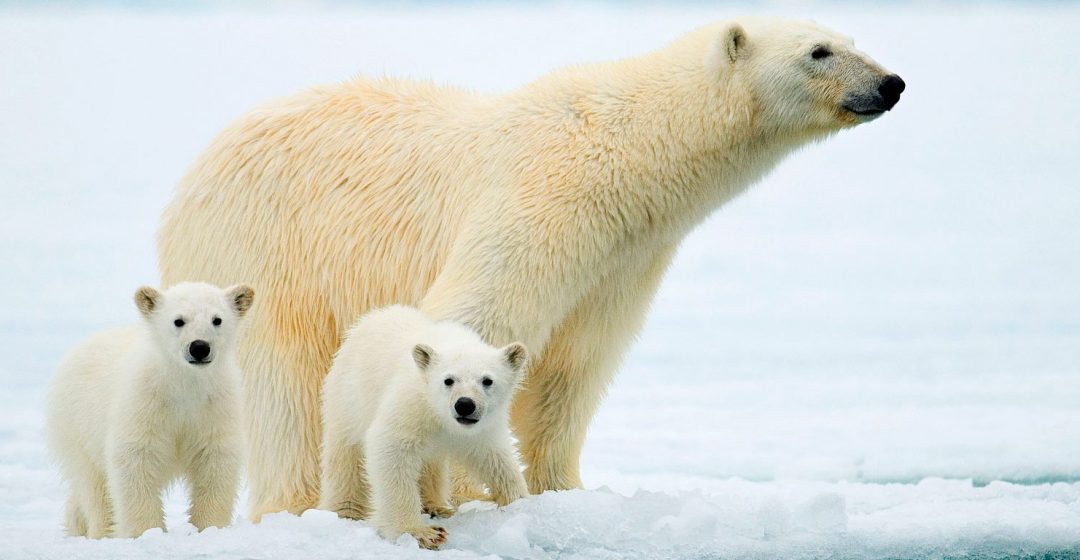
[709,17,904,133]
[413,339,528,432]
[134,282,255,368]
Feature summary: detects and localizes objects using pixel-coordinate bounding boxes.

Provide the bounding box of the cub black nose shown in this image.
[454,397,476,417]
[878,74,906,110]
[189,340,211,361]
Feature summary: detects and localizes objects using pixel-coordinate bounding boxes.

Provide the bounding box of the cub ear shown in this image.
[226,284,255,318]
[501,342,528,373]
[133,286,161,318]
[724,23,747,63]
[413,344,435,371]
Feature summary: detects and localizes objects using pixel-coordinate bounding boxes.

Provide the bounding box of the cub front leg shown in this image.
[107,444,168,538]
[466,442,528,507]
[366,428,446,549]
[67,466,113,538]
[420,460,455,518]
[448,463,490,506]
[186,437,241,531]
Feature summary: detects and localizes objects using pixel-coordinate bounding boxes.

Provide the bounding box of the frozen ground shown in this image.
[1,3,1079,558]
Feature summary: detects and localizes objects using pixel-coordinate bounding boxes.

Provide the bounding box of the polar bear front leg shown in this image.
[108,444,168,538]
[448,464,490,505]
[465,442,528,507]
[367,430,446,549]
[66,464,113,538]
[512,245,676,493]
[63,492,87,537]
[186,438,241,531]
[419,460,455,518]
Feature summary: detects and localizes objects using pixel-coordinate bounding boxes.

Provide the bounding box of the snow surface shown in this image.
[2,2,1079,558]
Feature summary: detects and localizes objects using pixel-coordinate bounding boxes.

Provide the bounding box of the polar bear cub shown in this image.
[46,282,254,538]
[319,305,529,548]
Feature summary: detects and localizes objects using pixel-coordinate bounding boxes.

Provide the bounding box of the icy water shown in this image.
[1,3,1078,558]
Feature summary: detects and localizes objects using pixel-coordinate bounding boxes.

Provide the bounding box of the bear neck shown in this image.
[512,40,817,240]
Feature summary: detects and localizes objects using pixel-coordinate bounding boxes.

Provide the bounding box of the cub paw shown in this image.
[450,474,490,505]
[423,503,457,518]
[491,483,529,507]
[409,525,448,550]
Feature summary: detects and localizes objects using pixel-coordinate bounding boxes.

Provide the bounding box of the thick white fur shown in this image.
[318,305,528,549]
[46,282,253,538]
[158,17,899,518]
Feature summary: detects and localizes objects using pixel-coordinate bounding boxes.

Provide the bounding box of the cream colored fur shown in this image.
[157,17,899,519]
[46,282,253,538]
[318,305,528,549]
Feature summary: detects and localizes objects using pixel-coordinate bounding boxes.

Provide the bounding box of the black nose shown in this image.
[189,340,211,361]
[454,397,475,417]
[878,74,905,110]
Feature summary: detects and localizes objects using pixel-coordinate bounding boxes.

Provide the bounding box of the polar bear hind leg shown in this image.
[243,320,331,521]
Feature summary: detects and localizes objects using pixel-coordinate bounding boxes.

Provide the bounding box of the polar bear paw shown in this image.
[409,525,448,549]
[423,503,457,518]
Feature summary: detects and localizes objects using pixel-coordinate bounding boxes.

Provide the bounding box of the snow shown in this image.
[2,2,1080,558]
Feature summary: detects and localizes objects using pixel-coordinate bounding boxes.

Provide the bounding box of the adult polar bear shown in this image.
[159,17,904,519]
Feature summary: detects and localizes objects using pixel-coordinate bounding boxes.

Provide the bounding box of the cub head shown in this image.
[134,282,255,368]
[414,340,528,433]
[710,17,904,134]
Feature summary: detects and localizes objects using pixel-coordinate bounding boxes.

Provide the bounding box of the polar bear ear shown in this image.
[413,344,435,372]
[134,286,161,318]
[724,23,747,63]
[501,342,528,373]
[226,284,255,318]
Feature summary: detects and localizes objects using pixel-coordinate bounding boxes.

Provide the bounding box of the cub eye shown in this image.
[444,378,454,387]
[212,317,222,326]
[173,318,185,328]
[482,378,493,387]
[811,46,832,60]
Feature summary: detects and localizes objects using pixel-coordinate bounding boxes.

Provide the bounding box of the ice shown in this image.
[757,496,791,539]
[793,493,846,533]
[2,1,1079,558]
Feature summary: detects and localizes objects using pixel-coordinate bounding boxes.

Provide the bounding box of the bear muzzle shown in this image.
[186,340,213,365]
[454,397,479,425]
[842,74,906,118]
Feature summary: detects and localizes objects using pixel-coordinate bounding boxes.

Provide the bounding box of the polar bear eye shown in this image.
[811,46,832,60]
[212,317,222,326]
[174,318,185,328]
[482,378,493,387]
[444,378,454,387]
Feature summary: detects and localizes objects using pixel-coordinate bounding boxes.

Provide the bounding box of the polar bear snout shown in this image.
[843,74,905,118]
[878,74,906,111]
[454,397,479,425]
[186,339,212,364]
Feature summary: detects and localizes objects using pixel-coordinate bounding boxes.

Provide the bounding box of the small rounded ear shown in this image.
[134,286,161,318]
[501,342,528,372]
[724,23,747,63]
[413,344,434,371]
[226,284,255,317]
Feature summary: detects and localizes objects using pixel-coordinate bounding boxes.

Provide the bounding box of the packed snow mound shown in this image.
[447,482,1080,559]
[4,477,1079,559]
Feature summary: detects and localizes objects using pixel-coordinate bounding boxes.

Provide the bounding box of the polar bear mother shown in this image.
[159,17,903,519]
